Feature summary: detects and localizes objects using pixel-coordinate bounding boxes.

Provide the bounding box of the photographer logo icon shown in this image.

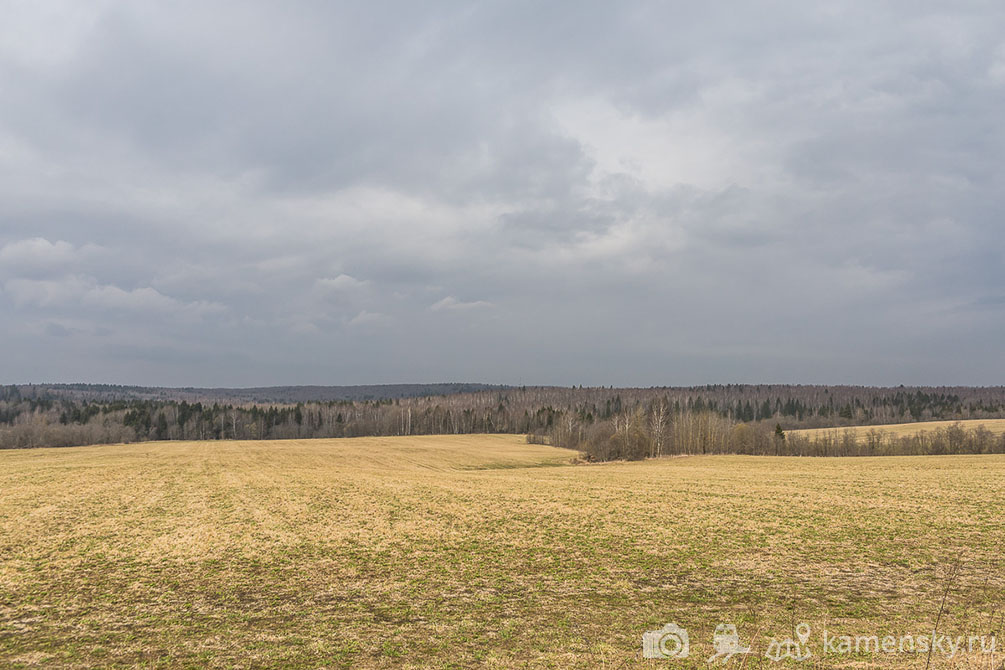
[642,622,690,659]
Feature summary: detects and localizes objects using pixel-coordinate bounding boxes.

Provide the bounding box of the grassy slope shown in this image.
[1,435,1002,668]
[789,418,1005,442]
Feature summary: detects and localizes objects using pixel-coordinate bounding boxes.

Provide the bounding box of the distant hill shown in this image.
[15,383,509,404]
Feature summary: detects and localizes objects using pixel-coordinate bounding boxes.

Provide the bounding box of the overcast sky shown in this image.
[2,1,1004,387]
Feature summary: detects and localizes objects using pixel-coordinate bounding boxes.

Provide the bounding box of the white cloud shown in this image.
[0,238,103,277]
[3,275,224,318]
[347,310,390,326]
[430,296,492,311]
[4,276,88,307]
[552,97,753,192]
[989,43,1005,85]
[315,274,368,293]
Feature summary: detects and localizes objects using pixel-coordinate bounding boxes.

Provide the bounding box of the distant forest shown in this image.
[24,382,506,403]
[3,383,1005,458]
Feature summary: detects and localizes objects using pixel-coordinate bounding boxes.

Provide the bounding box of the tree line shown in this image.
[2,383,1005,455]
[530,400,1005,460]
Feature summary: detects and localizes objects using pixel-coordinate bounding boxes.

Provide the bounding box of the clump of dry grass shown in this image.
[1,435,1003,668]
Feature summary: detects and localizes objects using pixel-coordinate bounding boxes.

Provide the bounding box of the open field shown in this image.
[789,418,1005,443]
[1,435,1003,668]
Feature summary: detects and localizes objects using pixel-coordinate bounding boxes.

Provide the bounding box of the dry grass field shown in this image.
[1,435,1003,668]
[789,418,1005,443]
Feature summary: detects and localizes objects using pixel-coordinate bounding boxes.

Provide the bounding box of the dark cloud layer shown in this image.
[2,1,1003,386]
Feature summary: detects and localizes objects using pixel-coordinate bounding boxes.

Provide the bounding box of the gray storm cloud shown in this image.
[1,1,1003,386]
